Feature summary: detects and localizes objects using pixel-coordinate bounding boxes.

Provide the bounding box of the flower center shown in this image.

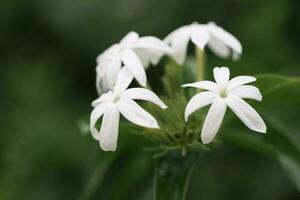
[113,95,121,103]
[220,90,228,98]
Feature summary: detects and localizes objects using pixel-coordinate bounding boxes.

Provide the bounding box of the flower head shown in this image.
[90,71,168,151]
[96,32,171,94]
[183,67,266,144]
[164,22,242,65]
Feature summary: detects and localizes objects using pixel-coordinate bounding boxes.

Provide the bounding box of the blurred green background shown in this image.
[0,0,300,199]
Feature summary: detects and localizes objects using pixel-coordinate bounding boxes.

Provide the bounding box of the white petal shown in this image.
[121,49,147,87]
[232,52,241,61]
[168,27,191,65]
[133,49,165,68]
[95,70,103,95]
[184,91,217,121]
[96,54,122,94]
[227,76,256,90]
[213,67,230,89]
[229,85,262,101]
[164,27,181,44]
[91,91,114,108]
[120,31,139,45]
[201,98,227,144]
[182,81,219,92]
[113,68,134,95]
[116,98,159,129]
[123,88,168,109]
[131,36,172,52]
[225,96,266,133]
[191,26,210,49]
[132,49,151,68]
[206,22,242,58]
[99,105,120,151]
[96,44,120,63]
[90,103,111,140]
[207,35,231,58]
[144,50,165,65]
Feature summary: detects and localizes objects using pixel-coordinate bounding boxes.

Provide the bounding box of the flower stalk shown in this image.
[195,47,205,82]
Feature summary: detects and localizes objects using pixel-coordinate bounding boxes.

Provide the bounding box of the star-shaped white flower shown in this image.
[183,67,266,144]
[164,22,242,65]
[90,72,168,151]
[96,31,171,94]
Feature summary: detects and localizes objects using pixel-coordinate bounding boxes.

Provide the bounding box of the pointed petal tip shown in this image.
[256,127,267,134]
[182,84,188,88]
[184,116,188,122]
[152,121,160,129]
[202,141,210,145]
[139,79,147,87]
[99,132,118,151]
[248,76,257,82]
[184,109,189,121]
[214,66,229,71]
[181,83,194,88]
[232,52,242,61]
[100,142,117,151]
[161,104,168,109]
[201,136,212,145]
[173,57,184,66]
[91,101,97,108]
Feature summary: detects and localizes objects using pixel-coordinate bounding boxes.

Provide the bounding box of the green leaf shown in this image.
[255,74,300,95]
[223,73,300,191]
[153,151,200,200]
[221,128,276,157]
[77,155,116,200]
[277,153,300,191]
[77,124,152,200]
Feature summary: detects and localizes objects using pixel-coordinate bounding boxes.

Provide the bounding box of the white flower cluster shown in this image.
[90,22,266,151]
[91,32,170,151]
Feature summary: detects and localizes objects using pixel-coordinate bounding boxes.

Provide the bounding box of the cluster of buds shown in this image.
[90,22,266,152]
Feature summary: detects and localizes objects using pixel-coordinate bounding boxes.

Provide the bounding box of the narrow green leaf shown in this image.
[77,155,115,200]
[154,151,200,200]
[255,74,300,95]
[277,154,300,191]
[221,128,276,157]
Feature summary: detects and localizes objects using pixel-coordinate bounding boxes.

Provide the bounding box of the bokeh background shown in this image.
[1,0,300,199]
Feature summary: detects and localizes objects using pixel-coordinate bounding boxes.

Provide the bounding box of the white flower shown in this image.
[183,67,266,144]
[96,31,171,94]
[164,22,242,65]
[90,71,168,151]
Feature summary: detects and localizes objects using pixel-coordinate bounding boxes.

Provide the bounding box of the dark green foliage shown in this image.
[154,151,200,200]
[1,0,300,199]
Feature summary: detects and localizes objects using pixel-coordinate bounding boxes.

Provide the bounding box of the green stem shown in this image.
[162,58,183,97]
[195,47,205,81]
